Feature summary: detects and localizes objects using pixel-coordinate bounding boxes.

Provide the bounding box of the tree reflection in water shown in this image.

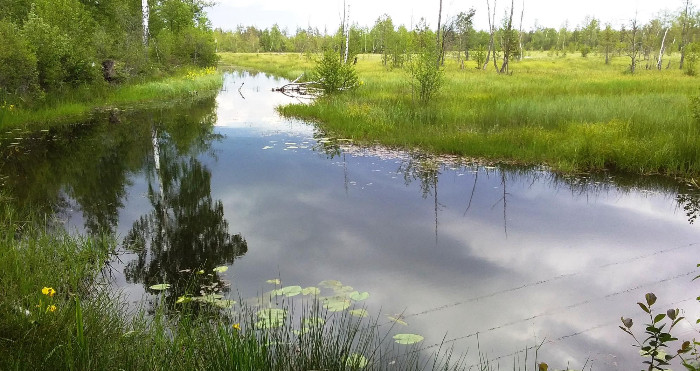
[122,110,247,308]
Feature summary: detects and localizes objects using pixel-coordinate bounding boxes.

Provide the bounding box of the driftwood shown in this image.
[272,74,322,99]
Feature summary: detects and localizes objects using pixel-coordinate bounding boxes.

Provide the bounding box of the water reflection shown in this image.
[1,71,700,369]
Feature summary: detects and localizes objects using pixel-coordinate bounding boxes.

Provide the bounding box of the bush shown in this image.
[0,20,40,103]
[409,46,443,103]
[313,50,358,95]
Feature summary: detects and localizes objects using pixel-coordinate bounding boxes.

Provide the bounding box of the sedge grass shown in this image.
[219,52,700,178]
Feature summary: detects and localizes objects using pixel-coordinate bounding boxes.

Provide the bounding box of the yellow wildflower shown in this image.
[42,287,56,297]
[46,305,57,313]
[232,323,241,331]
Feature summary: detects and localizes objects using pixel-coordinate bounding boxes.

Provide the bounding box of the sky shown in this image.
[205,0,689,34]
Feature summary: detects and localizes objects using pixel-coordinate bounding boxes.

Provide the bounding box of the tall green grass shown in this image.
[0,68,223,130]
[0,201,465,370]
[220,52,700,177]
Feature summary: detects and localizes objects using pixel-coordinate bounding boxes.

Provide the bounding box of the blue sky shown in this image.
[206,0,688,33]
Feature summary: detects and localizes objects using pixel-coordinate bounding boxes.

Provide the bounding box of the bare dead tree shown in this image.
[626,16,641,73]
[499,0,516,74]
[518,0,525,61]
[483,0,497,70]
[679,0,692,69]
[657,27,669,70]
[436,0,444,68]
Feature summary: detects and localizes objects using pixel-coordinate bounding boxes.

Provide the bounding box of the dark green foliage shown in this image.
[313,50,358,94]
[0,20,39,103]
[0,0,218,107]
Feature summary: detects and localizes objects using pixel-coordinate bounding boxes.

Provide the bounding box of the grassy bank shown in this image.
[219,52,700,178]
[0,67,223,130]
[0,202,464,370]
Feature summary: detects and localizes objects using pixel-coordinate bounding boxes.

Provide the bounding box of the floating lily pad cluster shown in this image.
[150,273,426,364]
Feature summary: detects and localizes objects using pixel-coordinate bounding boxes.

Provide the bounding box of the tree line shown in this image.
[0,0,219,106]
[215,1,699,73]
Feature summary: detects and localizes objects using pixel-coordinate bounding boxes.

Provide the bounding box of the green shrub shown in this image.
[313,49,358,94]
[409,46,443,103]
[0,20,40,103]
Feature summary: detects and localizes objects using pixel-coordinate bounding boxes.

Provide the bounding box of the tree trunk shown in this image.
[436,0,443,68]
[518,0,524,61]
[344,3,350,63]
[499,0,514,74]
[657,27,668,70]
[680,0,690,69]
[483,0,494,70]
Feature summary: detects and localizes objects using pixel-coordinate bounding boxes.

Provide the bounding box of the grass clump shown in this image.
[219,52,700,178]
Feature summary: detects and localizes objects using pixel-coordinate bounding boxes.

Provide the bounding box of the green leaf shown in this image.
[213,266,228,273]
[301,287,320,296]
[257,308,287,320]
[393,333,424,345]
[349,291,370,301]
[653,313,666,323]
[334,285,355,294]
[323,297,351,312]
[638,302,650,313]
[176,296,192,304]
[255,308,287,329]
[149,283,171,291]
[346,353,368,368]
[319,280,343,288]
[266,279,281,285]
[387,316,408,326]
[349,309,369,318]
[280,285,302,297]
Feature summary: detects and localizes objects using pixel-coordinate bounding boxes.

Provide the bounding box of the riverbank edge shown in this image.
[218,52,700,181]
[0,69,224,130]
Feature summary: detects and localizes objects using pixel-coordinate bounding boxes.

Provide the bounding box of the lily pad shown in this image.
[149,283,171,291]
[349,291,370,301]
[257,308,287,320]
[387,316,408,326]
[346,353,368,368]
[393,333,424,345]
[213,266,228,273]
[211,299,236,309]
[349,309,369,318]
[266,278,281,285]
[323,297,351,312]
[302,286,320,296]
[280,285,303,297]
[319,279,343,288]
[256,317,284,329]
[334,285,355,294]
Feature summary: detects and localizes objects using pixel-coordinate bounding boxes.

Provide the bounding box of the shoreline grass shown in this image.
[219,52,700,178]
[0,67,224,130]
[0,202,465,370]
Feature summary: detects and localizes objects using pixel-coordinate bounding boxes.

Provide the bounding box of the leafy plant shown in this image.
[313,49,358,95]
[620,293,692,370]
[409,45,443,104]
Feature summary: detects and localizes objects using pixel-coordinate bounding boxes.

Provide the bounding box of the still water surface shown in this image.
[2,71,700,369]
